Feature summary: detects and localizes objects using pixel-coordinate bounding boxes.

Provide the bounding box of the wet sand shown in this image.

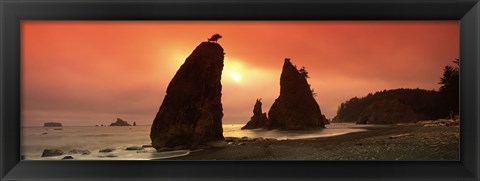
[167,124,459,160]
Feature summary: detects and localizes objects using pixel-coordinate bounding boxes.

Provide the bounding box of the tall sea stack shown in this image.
[266,58,326,130]
[150,42,225,149]
[241,99,269,129]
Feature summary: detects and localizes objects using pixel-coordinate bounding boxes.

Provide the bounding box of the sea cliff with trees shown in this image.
[333,60,459,124]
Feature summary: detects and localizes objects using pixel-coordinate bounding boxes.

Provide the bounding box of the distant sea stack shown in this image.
[43,122,62,127]
[110,118,131,126]
[266,58,326,130]
[150,41,225,149]
[241,99,269,129]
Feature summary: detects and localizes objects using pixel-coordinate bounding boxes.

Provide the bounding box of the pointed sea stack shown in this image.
[150,42,225,149]
[265,59,325,130]
[241,99,269,129]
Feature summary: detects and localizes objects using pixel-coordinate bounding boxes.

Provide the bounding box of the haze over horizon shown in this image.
[22,21,459,127]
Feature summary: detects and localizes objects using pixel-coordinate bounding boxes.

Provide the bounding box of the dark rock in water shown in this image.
[224,137,240,142]
[41,132,48,135]
[99,154,118,158]
[126,146,144,151]
[20,155,25,160]
[142,144,153,148]
[99,148,115,153]
[41,149,64,157]
[356,99,426,124]
[266,59,326,130]
[150,42,225,149]
[68,149,91,155]
[133,122,137,126]
[110,118,131,126]
[62,156,74,160]
[242,99,269,129]
[44,122,62,127]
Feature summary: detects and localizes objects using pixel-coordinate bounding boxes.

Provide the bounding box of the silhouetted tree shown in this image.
[439,59,459,115]
[299,66,310,78]
[208,34,222,43]
[311,88,317,97]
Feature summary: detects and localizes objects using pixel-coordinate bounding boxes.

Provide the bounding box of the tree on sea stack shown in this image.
[150,39,225,149]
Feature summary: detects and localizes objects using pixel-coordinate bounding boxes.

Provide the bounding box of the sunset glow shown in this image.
[21,21,459,126]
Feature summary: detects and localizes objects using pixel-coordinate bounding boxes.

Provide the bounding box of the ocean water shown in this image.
[21,123,368,160]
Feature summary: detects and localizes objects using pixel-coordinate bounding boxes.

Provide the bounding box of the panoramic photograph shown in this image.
[21,21,459,160]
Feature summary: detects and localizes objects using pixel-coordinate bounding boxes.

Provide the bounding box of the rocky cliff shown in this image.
[356,99,426,124]
[333,88,444,124]
[150,42,225,149]
[241,99,269,129]
[266,59,325,130]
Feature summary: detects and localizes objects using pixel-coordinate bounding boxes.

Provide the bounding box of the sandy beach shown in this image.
[168,123,459,160]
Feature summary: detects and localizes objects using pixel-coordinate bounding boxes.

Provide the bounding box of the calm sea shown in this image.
[21,123,369,160]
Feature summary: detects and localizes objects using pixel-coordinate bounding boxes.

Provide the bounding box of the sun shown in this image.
[229,71,242,82]
[224,59,245,83]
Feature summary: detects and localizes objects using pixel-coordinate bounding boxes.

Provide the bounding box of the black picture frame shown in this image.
[1,0,479,180]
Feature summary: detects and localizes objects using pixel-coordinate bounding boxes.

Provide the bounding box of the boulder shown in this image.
[150,42,225,149]
[266,59,325,130]
[68,149,91,155]
[62,156,74,160]
[126,146,144,151]
[110,118,131,126]
[99,148,115,153]
[41,149,64,157]
[242,99,269,129]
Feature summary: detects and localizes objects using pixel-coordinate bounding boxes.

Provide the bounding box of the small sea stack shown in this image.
[241,99,269,129]
[43,122,62,127]
[266,58,325,130]
[109,118,131,126]
[150,40,225,149]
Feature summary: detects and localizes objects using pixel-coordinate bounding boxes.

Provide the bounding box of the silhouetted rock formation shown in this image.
[266,59,326,130]
[150,42,225,149]
[43,122,62,127]
[356,99,426,124]
[133,122,137,126]
[242,99,269,129]
[322,115,330,125]
[333,88,444,124]
[109,118,131,126]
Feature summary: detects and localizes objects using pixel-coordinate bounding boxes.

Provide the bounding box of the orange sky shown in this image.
[21,21,459,127]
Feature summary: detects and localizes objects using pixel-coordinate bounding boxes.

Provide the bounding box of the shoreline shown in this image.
[22,121,459,161]
[166,124,459,160]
